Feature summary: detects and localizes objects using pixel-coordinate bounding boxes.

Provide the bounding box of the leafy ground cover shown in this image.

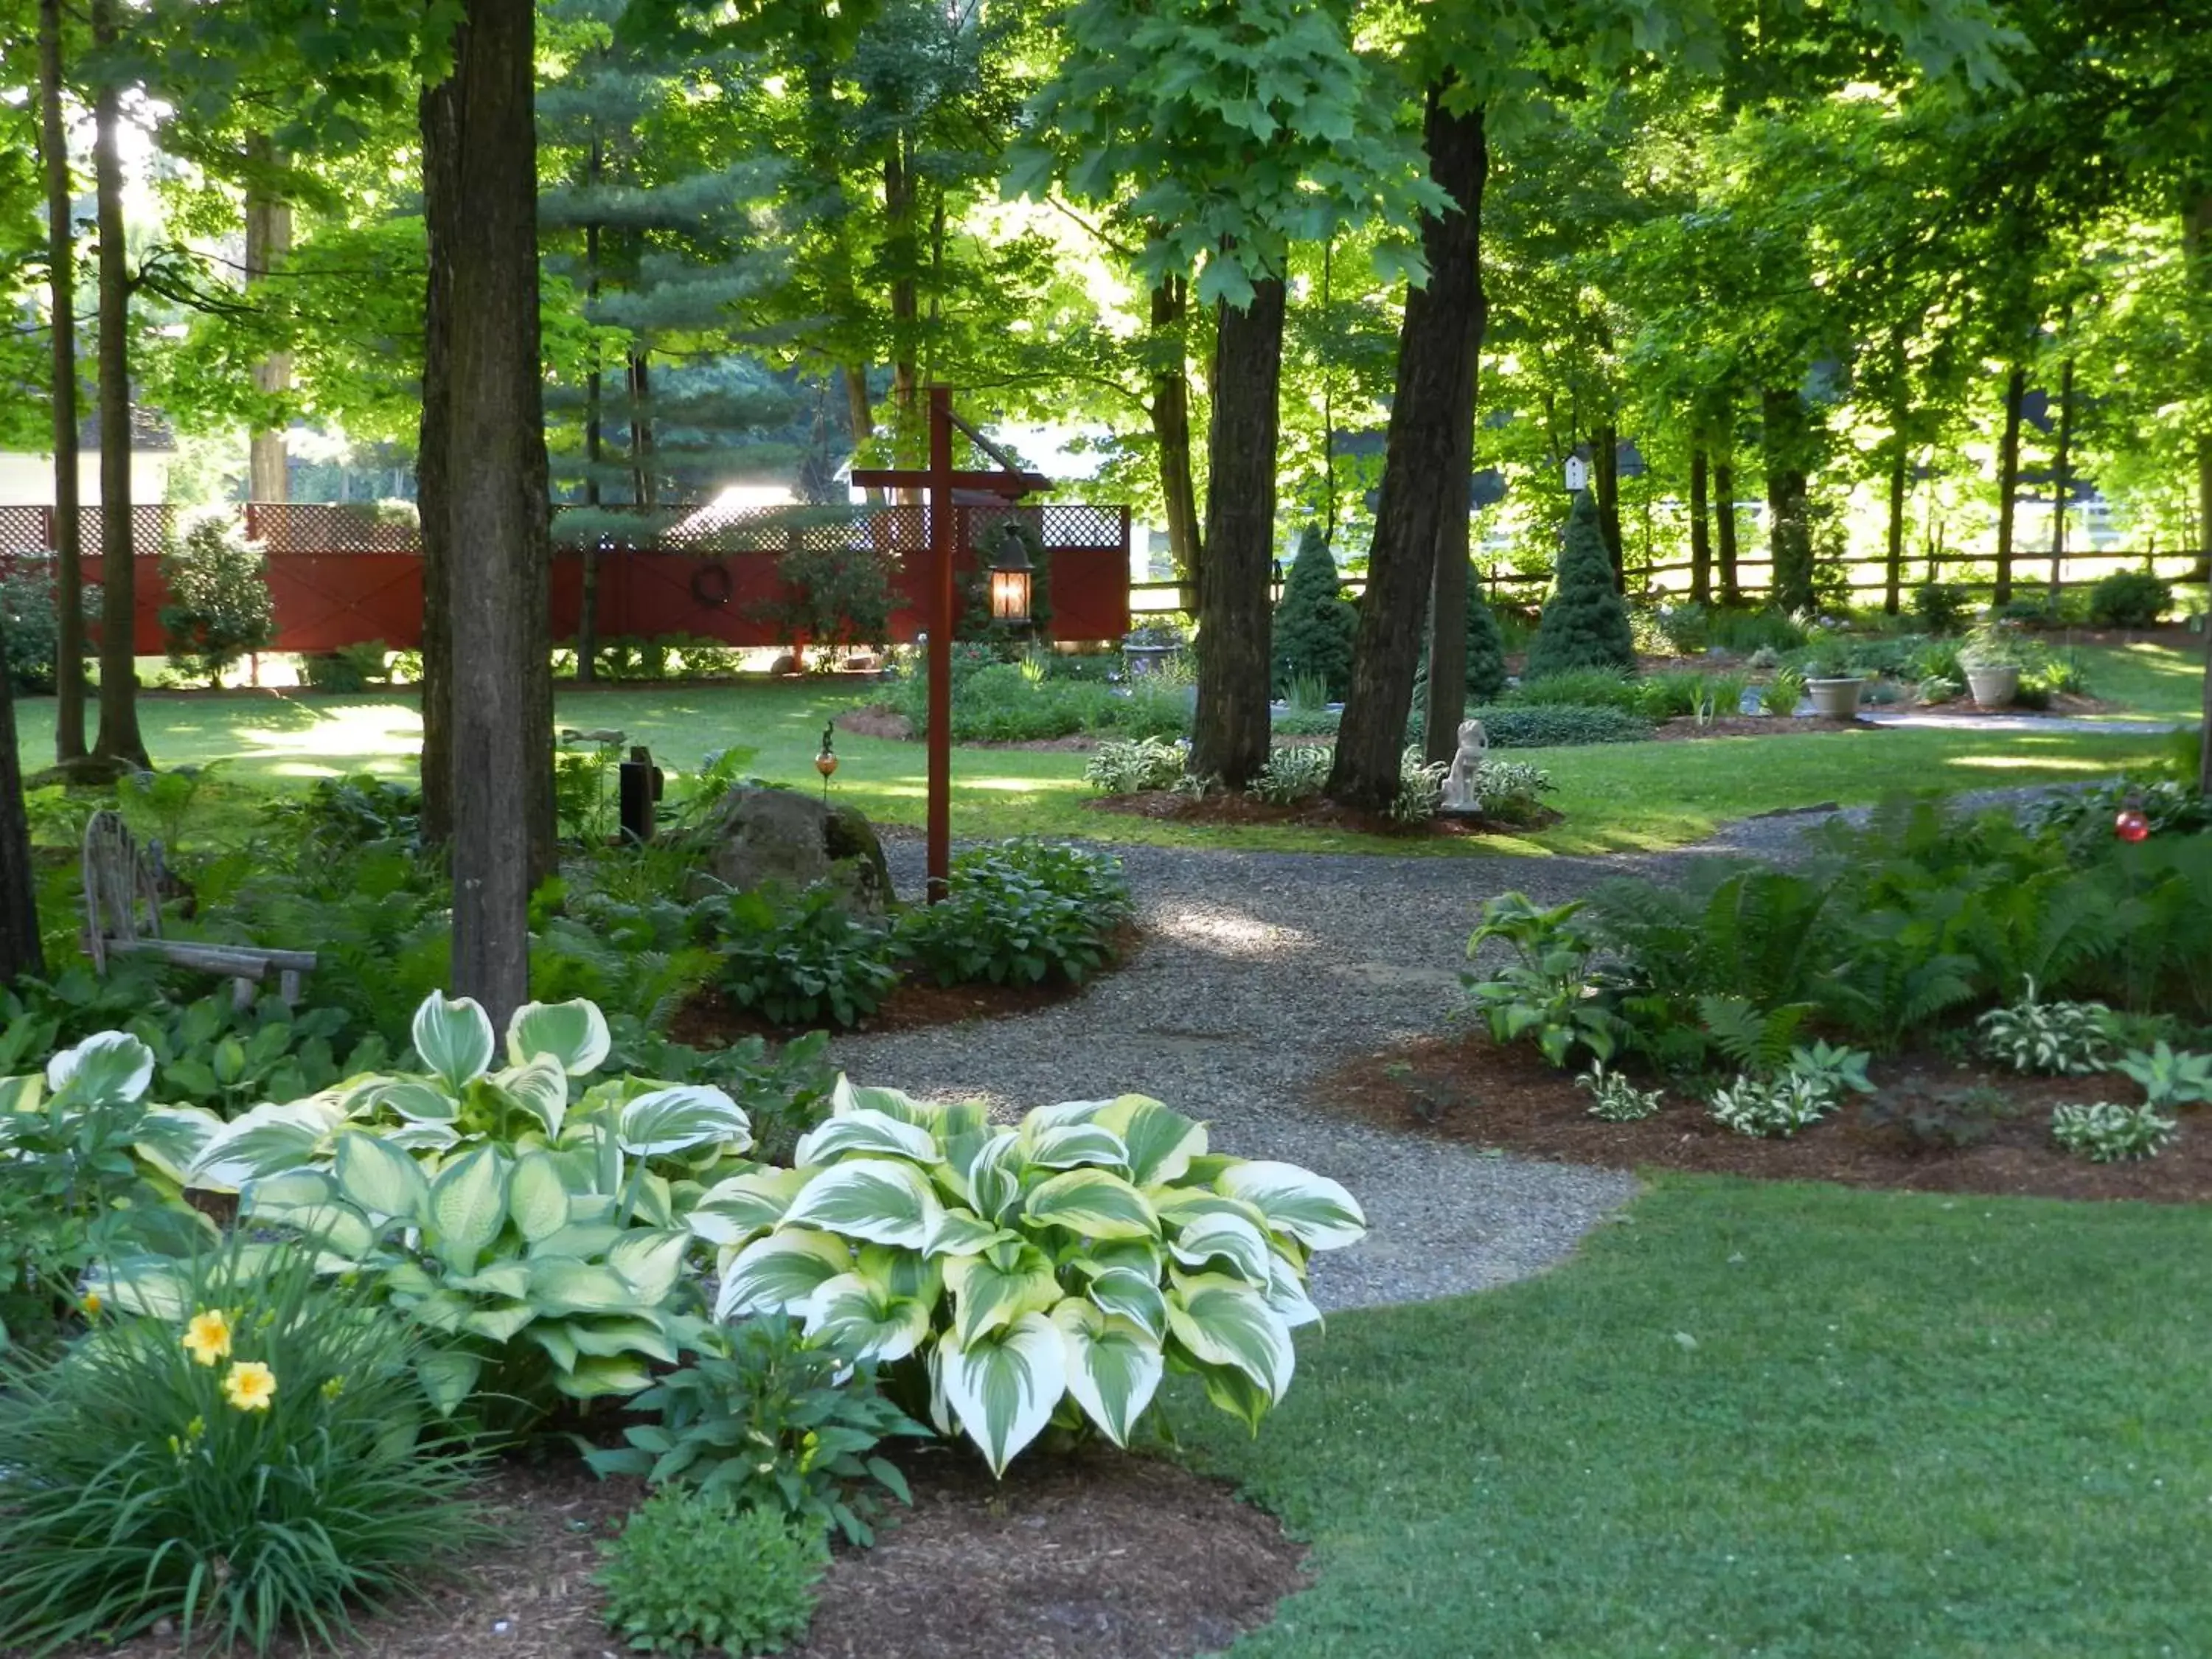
[1174,1174,2212,1659]
[10,681,2176,856]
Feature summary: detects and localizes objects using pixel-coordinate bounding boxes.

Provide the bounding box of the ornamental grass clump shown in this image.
[0,1245,484,1656]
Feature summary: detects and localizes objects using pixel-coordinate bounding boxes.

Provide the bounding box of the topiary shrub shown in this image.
[2087,569,2171,629]
[1271,526,1355,698]
[1523,492,1636,680]
[1464,594,1507,700]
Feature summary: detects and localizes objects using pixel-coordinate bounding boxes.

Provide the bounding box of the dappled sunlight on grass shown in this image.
[1944,751,2126,773]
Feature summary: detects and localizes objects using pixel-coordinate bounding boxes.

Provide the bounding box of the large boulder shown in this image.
[701,785,894,914]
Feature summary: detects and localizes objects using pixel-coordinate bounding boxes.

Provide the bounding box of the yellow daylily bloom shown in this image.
[222,1361,277,1413]
[182,1310,233,1367]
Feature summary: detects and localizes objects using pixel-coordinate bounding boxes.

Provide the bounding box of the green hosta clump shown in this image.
[1085,736,1187,794]
[1977,980,2112,1075]
[1576,1062,1661,1122]
[692,1082,1365,1476]
[1708,1074,1835,1138]
[2049,1102,2177,1163]
[896,840,1132,988]
[1248,745,1332,806]
[2115,1042,2212,1108]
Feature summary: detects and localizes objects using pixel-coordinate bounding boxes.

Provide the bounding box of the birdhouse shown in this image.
[1564,455,1590,492]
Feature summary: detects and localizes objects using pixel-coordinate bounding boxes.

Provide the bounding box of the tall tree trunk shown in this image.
[1885,434,1908,616]
[2046,355,2073,604]
[1593,422,1624,591]
[244,134,292,503]
[1993,361,2025,608]
[1147,276,1202,607]
[38,0,85,763]
[417,71,459,847]
[1760,386,1813,614]
[89,0,145,769]
[885,135,919,467]
[843,365,879,501]
[2185,189,2212,793]
[1190,274,1285,790]
[627,349,655,507]
[1714,440,1740,605]
[1332,91,1486,808]
[434,0,553,1026]
[577,158,602,687]
[1688,443,1712,605]
[0,630,44,984]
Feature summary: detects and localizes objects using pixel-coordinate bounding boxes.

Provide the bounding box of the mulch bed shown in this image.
[667,925,1144,1043]
[1086,790,1561,838]
[1320,1030,2212,1203]
[48,1448,1303,1659]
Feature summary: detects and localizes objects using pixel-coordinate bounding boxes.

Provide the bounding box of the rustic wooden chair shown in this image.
[81,810,318,1008]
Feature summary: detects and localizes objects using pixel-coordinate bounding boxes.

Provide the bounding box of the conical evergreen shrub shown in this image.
[1272,526,1356,698]
[1524,492,1636,680]
[1464,591,1506,700]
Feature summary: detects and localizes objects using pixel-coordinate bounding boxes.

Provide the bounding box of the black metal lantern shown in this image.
[987,524,1034,625]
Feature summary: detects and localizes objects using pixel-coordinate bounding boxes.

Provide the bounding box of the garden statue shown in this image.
[1440,719,1489,813]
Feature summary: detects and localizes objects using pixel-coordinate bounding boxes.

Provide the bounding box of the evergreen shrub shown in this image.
[1272,526,1356,698]
[159,509,276,687]
[1524,493,1636,679]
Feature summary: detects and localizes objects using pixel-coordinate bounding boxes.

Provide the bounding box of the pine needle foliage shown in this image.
[1525,492,1636,680]
[1272,526,1357,698]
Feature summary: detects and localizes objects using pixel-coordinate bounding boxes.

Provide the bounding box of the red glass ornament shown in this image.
[2115,809,2150,843]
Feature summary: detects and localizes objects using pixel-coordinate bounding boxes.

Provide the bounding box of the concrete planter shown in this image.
[1964,664,2020,707]
[1805,677,1865,720]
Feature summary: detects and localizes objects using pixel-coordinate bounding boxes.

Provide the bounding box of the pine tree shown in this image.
[1271,526,1355,698]
[1465,588,1506,700]
[1524,490,1636,680]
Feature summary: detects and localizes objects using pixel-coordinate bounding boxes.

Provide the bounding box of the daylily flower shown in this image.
[182,1310,233,1367]
[222,1361,277,1413]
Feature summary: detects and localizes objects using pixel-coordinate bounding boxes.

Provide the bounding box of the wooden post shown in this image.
[927,386,953,900]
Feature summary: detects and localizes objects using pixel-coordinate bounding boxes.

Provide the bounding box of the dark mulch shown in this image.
[1086,791,1560,838]
[667,925,1142,1045]
[1320,1030,2212,1203]
[40,1450,1302,1659]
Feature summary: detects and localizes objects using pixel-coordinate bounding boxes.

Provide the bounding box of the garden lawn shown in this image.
[1175,1175,2212,1659]
[10,683,2173,856]
[2069,640,2208,723]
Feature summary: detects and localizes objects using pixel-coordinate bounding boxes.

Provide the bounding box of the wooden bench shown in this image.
[82,810,318,1008]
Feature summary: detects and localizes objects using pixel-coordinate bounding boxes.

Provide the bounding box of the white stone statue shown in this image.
[1440,719,1489,813]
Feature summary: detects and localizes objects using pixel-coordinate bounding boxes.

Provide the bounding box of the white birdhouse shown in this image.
[1563,455,1590,492]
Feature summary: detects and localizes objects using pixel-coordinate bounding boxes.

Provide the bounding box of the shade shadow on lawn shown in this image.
[1171,1176,2212,1658]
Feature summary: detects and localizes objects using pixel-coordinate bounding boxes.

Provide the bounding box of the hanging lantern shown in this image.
[987,524,1034,625]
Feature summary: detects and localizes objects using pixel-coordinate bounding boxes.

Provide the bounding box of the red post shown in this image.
[927,386,954,901]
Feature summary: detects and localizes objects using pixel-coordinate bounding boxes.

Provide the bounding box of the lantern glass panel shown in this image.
[990,566,1032,623]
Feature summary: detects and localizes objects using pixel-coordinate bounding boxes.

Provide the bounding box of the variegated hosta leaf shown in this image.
[1166,1272,1295,1403]
[1150,1186,1273,1234]
[240,1172,378,1260]
[372,1079,458,1124]
[507,998,612,1075]
[1019,1120,1131,1173]
[782,1157,939,1249]
[689,1167,813,1245]
[334,1129,431,1222]
[1026,1098,1112,1129]
[554,1354,656,1399]
[1053,1299,1163,1449]
[609,1230,691,1304]
[527,1256,639,1315]
[1095,1096,1207,1187]
[924,1206,1015,1259]
[928,1099,991,1148]
[188,1097,346,1191]
[1166,1209,1273,1287]
[411,992,496,1091]
[959,1130,1023,1224]
[133,1105,222,1185]
[1197,1357,1273,1434]
[1023,1166,1159,1240]
[417,1351,482,1416]
[508,1151,574,1243]
[1083,1265,1167,1342]
[45,1030,155,1106]
[379,1121,462,1155]
[830,1078,935,1125]
[715,1228,853,1321]
[1263,1251,1322,1330]
[794,1107,938,1167]
[1215,1161,1367,1251]
[88,1255,193,1319]
[427,1146,510,1274]
[493,1057,571,1139]
[617,1085,753,1157]
[944,1242,1062,1347]
[803,1271,933,1363]
[855,1242,942,1306]
[940,1312,1066,1478]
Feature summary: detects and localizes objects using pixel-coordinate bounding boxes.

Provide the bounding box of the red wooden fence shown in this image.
[0,501,1134,653]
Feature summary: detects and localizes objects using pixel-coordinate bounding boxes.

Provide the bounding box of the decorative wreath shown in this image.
[689,561,734,608]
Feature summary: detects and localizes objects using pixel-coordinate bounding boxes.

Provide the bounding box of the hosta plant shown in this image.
[2049,1102,2177,1163]
[1248,745,1332,806]
[2115,1042,2212,1108]
[1462,893,1624,1068]
[1390,745,1447,824]
[895,840,1132,987]
[1708,1073,1836,1138]
[1576,1061,1662,1122]
[1084,736,1186,794]
[691,1081,1365,1475]
[1976,980,2112,1075]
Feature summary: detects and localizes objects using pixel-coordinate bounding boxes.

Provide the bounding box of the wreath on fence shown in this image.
[689,561,734,608]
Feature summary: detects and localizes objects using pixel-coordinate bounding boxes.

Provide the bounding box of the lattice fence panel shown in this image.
[250,503,422,554]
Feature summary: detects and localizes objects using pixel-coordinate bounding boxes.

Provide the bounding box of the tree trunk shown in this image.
[1885,434,1908,616]
[2185,189,2212,793]
[38,0,86,763]
[1993,361,2025,608]
[1332,91,1486,809]
[1190,274,1285,790]
[244,134,292,503]
[1760,386,1813,614]
[886,135,918,461]
[1714,442,1740,605]
[1688,443,1712,605]
[434,0,553,1026]
[2047,356,2073,603]
[0,630,44,985]
[90,0,145,769]
[577,171,602,686]
[417,71,459,848]
[627,349,655,507]
[1593,422,1623,591]
[1147,276,1202,607]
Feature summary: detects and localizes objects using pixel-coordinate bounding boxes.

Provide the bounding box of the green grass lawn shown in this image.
[1172,1176,2212,1658]
[2071,639,2208,723]
[9,680,2178,856]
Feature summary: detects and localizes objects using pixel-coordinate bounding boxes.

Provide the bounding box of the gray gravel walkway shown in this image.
[835,840,1648,1314]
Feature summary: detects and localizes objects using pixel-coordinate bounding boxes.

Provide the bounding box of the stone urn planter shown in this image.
[1964,663,2020,707]
[1804,676,1865,720]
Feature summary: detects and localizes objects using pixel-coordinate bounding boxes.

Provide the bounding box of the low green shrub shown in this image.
[897,664,1189,744]
[597,1491,827,1657]
[1470,758,1556,823]
[2115,1042,2212,1108]
[1250,745,1332,805]
[1085,737,1186,793]
[2088,569,2172,629]
[159,508,276,687]
[1273,527,1357,698]
[0,560,63,692]
[896,840,1132,987]
[1462,704,1652,748]
[706,886,899,1029]
[1707,605,1807,654]
[1273,706,1341,737]
[1506,669,1644,712]
[1761,665,1806,716]
[2049,1101,2176,1163]
[1911,582,1972,634]
[0,1247,484,1655]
